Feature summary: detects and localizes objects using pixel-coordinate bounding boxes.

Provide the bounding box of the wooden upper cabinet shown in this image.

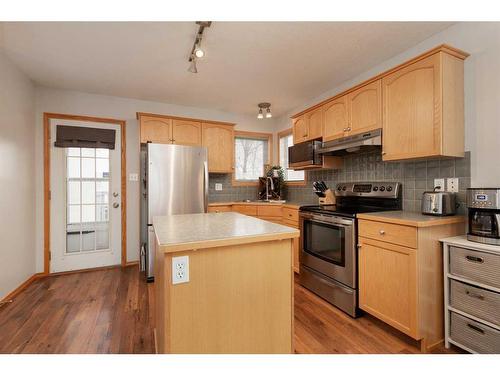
[202,123,234,173]
[292,115,308,144]
[139,115,172,144]
[172,119,202,146]
[382,51,465,161]
[323,96,349,141]
[348,80,382,136]
[305,107,323,141]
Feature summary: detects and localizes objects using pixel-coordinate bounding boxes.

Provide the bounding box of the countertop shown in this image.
[357,211,466,228]
[441,235,500,255]
[208,201,313,209]
[153,212,299,253]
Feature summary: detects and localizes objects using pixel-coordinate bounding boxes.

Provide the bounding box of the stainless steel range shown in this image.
[299,182,402,317]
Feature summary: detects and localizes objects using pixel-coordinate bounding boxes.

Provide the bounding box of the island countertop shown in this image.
[153,212,299,253]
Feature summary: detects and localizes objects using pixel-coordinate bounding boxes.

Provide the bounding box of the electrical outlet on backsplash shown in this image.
[208,151,471,214]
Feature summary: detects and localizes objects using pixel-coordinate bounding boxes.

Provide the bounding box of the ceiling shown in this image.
[2,22,453,118]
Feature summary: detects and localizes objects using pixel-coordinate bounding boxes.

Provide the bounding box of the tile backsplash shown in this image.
[209,151,471,213]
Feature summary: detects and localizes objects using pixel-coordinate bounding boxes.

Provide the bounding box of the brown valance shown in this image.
[54,125,116,149]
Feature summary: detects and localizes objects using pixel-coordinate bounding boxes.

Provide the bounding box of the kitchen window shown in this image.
[278,129,305,183]
[233,131,272,185]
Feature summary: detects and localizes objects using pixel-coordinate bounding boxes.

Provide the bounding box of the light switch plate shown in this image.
[172,256,189,284]
[434,179,445,192]
[129,173,139,182]
[215,183,223,191]
[447,178,459,193]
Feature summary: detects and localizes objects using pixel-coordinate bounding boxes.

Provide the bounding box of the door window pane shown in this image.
[68,205,81,224]
[67,148,80,157]
[81,158,95,178]
[81,181,96,204]
[96,181,109,203]
[96,158,110,178]
[81,148,95,157]
[82,205,96,222]
[67,181,80,205]
[95,223,109,250]
[96,149,109,158]
[67,157,81,178]
[234,136,269,181]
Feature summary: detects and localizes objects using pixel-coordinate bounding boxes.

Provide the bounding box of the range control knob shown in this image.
[337,186,342,191]
[342,186,347,191]
[387,186,393,192]
[379,186,386,192]
[372,186,379,191]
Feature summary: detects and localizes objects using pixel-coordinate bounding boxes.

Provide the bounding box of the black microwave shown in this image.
[288,140,322,169]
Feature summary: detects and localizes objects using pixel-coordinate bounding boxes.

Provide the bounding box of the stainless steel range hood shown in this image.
[317,129,382,156]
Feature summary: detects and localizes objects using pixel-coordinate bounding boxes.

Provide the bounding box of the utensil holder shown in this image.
[319,189,335,205]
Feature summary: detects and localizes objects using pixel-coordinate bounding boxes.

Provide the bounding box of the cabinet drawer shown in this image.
[449,246,500,288]
[282,208,299,223]
[260,217,283,225]
[450,279,500,326]
[232,205,257,216]
[358,219,417,248]
[450,312,500,353]
[208,205,232,213]
[283,219,299,229]
[257,205,282,218]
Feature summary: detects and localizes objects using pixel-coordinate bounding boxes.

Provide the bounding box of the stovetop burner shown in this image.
[300,181,403,217]
[299,204,389,218]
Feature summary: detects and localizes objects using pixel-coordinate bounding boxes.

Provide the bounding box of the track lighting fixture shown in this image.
[257,103,272,120]
[187,21,211,73]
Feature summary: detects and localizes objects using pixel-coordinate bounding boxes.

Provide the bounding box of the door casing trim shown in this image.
[43,112,127,274]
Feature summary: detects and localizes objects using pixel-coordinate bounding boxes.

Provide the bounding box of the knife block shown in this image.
[319,189,335,205]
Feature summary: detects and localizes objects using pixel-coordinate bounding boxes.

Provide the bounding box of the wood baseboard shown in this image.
[48,264,122,277]
[1,272,44,305]
[125,261,139,267]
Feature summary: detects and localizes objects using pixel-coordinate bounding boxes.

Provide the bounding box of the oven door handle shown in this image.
[300,213,354,226]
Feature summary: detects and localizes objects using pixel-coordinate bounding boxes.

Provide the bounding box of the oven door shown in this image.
[300,213,356,288]
[468,209,500,244]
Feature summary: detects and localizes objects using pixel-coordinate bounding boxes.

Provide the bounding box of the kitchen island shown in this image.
[152,212,299,354]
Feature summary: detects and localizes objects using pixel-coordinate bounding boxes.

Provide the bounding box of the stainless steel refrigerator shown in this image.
[140,143,208,282]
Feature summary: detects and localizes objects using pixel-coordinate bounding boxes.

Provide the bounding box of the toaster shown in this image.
[421,190,457,216]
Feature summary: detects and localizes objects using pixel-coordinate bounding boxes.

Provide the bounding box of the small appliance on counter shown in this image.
[421,188,457,216]
[467,188,500,245]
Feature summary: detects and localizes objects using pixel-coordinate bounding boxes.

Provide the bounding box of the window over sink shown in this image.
[233,131,272,185]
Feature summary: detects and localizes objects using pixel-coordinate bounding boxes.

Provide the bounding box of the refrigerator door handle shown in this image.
[204,160,209,213]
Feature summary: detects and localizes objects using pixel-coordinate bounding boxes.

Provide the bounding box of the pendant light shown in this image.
[257,103,272,120]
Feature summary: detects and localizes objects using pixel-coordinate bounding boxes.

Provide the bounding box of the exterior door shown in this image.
[50,119,122,273]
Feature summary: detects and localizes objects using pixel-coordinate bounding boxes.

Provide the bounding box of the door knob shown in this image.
[379,230,385,235]
[113,192,119,197]
[113,202,120,208]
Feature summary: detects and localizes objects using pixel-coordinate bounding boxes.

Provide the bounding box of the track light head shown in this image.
[188,57,198,73]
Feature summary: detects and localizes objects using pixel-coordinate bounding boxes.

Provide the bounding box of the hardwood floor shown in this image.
[0,267,460,354]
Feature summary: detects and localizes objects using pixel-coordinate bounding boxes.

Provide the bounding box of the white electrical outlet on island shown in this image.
[172,255,189,284]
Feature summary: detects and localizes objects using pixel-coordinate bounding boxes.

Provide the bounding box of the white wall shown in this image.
[275,22,500,188]
[0,49,36,298]
[34,87,278,271]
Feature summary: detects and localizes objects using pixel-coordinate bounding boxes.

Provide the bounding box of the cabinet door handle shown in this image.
[466,290,485,300]
[347,127,351,131]
[466,255,484,263]
[356,244,362,248]
[381,151,386,155]
[379,230,385,235]
[467,323,485,335]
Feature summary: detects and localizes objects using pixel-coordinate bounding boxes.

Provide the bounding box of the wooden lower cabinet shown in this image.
[358,217,465,351]
[359,238,418,338]
[208,205,232,213]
